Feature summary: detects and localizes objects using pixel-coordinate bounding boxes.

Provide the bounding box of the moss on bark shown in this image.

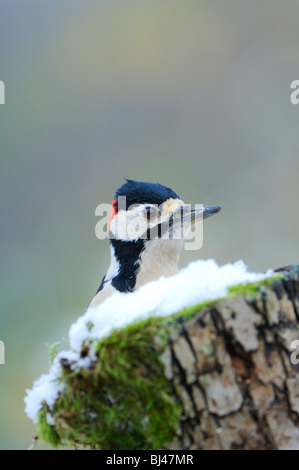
[35,267,299,450]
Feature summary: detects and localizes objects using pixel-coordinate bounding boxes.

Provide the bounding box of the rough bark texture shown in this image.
[159,266,299,450]
[37,266,299,450]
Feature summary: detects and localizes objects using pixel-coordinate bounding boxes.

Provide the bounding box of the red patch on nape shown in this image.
[108,199,118,230]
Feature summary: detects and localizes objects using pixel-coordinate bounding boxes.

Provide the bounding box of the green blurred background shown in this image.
[1,0,299,449]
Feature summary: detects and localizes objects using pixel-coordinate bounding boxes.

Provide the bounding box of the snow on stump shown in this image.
[24,261,299,450]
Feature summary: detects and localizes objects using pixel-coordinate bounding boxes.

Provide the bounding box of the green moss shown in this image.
[40,317,181,450]
[172,274,283,321]
[37,273,283,449]
[37,407,61,448]
[46,342,61,365]
[227,273,283,301]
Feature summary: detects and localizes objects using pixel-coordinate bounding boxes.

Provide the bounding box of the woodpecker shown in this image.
[89,180,221,307]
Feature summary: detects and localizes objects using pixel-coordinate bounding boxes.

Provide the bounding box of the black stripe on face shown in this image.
[145,217,174,239]
[109,238,146,292]
[145,208,185,239]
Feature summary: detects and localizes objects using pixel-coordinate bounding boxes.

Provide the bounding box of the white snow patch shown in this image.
[24,356,64,424]
[24,259,274,425]
[24,350,94,423]
[69,259,273,351]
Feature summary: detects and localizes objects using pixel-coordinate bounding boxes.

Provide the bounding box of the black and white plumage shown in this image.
[89,180,221,307]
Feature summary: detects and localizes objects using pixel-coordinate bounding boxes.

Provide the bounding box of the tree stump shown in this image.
[34,266,299,450]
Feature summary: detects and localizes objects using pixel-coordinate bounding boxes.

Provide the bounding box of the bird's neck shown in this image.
[134,238,183,289]
[106,239,145,293]
[107,238,184,292]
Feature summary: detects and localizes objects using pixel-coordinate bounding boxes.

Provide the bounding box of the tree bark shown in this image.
[37,266,299,450]
[160,266,299,450]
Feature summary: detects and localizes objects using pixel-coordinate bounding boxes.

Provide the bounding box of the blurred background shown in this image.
[1,0,299,449]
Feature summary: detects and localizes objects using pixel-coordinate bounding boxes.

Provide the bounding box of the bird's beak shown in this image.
[180,205,221,225]
[149,203,221,239]
[202,205,222,220]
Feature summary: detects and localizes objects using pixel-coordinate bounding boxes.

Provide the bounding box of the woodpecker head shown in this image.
[91,179,221,306]
[108,179,220,242]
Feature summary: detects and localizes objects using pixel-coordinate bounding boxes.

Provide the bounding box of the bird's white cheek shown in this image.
[109,214,128,240]
[109,213,148,241]
[126,217,148,240]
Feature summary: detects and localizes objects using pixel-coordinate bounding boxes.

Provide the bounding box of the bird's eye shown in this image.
[144,206,158,219]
